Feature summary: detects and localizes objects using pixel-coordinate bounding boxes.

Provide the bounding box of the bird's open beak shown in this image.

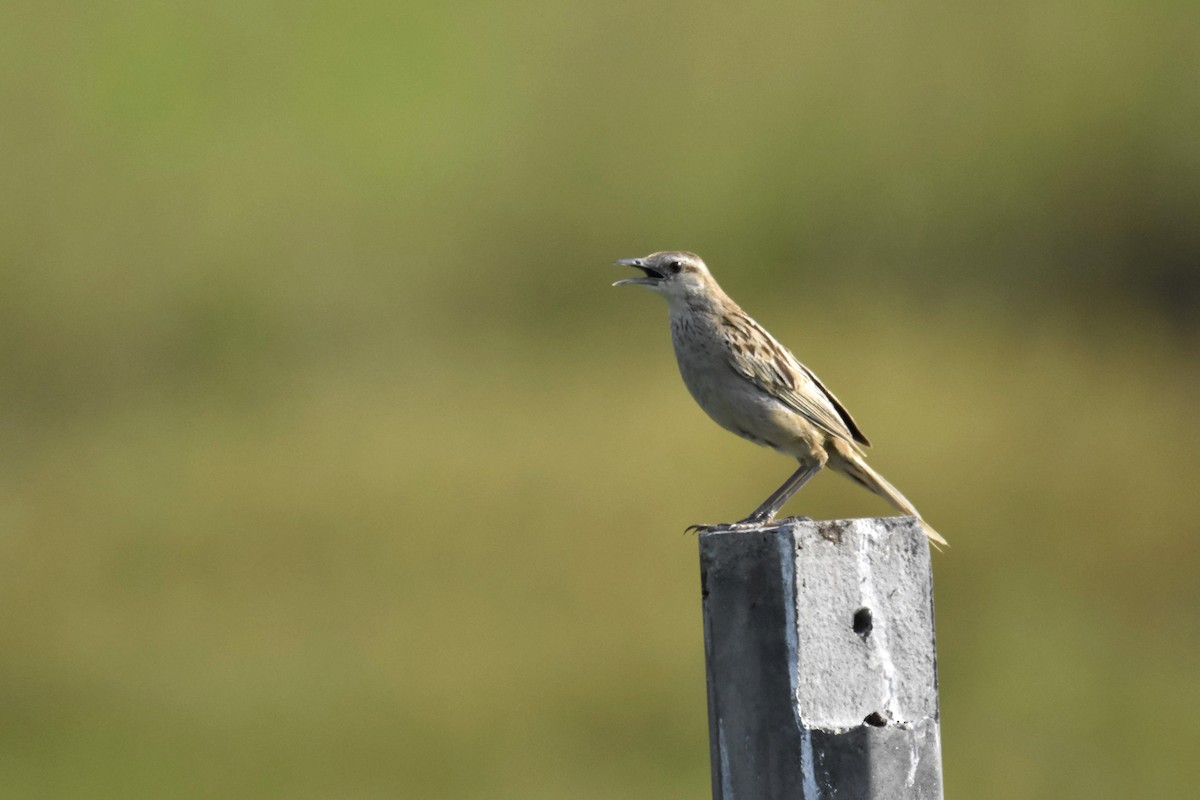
[613,258,665,287]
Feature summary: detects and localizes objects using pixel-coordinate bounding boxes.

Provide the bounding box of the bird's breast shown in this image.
[669,312,752,425]
[667,308,822,457]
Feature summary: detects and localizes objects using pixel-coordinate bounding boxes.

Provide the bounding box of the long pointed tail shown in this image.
[829,446,948,549]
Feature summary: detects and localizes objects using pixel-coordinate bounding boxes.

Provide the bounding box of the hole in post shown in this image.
[852,607,873,639]
[863,711,888,728]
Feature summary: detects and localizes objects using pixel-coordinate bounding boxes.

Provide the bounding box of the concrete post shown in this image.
[699,516,943,800]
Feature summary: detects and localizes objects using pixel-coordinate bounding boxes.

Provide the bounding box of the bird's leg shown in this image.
[740,461,823,524]
[686,461,823,534]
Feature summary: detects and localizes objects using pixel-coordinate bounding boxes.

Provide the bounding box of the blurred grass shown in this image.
[2,0,1199,797]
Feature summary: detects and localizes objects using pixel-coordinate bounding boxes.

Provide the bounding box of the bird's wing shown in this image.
[722,312,872,448]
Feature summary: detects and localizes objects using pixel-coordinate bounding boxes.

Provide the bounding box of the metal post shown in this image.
[699,516,943,799]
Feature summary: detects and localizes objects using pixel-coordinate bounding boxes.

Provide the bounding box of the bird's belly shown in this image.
[675,355,821,457]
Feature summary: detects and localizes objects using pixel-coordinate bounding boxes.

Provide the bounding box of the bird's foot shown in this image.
[685,515,813,535]
[685,520,762,535]
[773,515,813,527]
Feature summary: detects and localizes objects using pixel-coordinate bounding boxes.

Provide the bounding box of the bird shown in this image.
[612,250,946,547]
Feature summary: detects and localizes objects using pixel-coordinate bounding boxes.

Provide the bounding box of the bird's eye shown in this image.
[669,260,682,274]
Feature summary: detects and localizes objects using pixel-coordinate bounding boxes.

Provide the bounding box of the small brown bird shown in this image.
[614,251,946,547]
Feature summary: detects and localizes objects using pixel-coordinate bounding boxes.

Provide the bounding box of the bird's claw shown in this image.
[684,519,769,535]
[685,515,813,535]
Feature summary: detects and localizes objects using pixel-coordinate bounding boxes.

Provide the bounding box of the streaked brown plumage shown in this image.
[614,250,946,547]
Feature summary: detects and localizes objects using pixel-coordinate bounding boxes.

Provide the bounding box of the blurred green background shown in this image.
[2,1,1198,797]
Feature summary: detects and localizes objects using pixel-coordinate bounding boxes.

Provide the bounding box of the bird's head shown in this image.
[612,251,716,303]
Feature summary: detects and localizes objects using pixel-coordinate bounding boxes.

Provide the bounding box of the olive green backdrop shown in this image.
[3,2,1198,797]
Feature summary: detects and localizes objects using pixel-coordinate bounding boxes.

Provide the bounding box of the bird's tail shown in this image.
[829,446,948,550]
